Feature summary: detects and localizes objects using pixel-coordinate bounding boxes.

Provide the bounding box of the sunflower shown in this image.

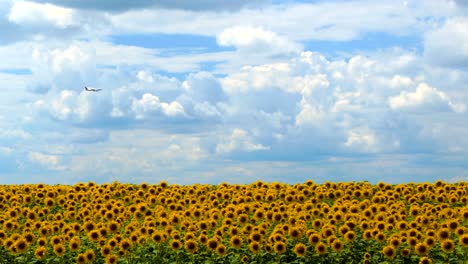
[315,242,327,255]
[37,237,47,247]
[460,234,468,247]
[419,257,433,264]
[389,237,401,248]
[53,244,65,257]
[250,231,263,242]
[344,231,356,242]
[274,241,286,254]
[216,244,227,256]
[84,249,96,263]
[84,221,96,232]
[375,231,386,242]
[120,239,132,251]
[249,241,261,254]
[101,244,112,256]
[313,219,323,229]
[441,239,455,253]
[23,232,35,245]
[50,235,62,246]
[170,239,182,251]
[375,221,386,231]
[363,252,371,260]
[151,231,164,243]
[230,235,243,249]
[308,233,321,245]
[408,237,418,247]
[13,237,28,254]
[207,238,219,251]
[321,227,334,238]
[397,221,408,230]
[34,246,46,259]
[88,230,101,242]
[339,225,350,236]
[39,226,50,237]
[76,253,86,264]
[129,232,139,243]
[424,237,435,248]
[382,245,396,259]
[445,219,459,231]
[437,228,451,240]
[184,239,198,254]
[199,234,208,245]
[426,229,436,237]
[363,230,373,240]
[293,243,307,257]
[289,227,302,240]
[331,239,343,252]
[415,243,428,256]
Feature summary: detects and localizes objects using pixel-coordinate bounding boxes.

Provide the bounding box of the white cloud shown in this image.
[70,129,109,144]
[49,90,76,120]
[295,101,327,126]
[222,63,292,93]
[217,26,301,56]
[132,93,186,119]
[0,129,31,140]
[8,1,76,28]
[109,1,444,42]
[424,17,468,67]
[216,129,270,154]
[389,83,466,113]
[0,147,13,155]
[345,127,378,152]
[136,70,154,83]
[28,151,65,170]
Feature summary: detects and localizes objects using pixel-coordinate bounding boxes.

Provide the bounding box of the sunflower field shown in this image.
[0,180,466,264]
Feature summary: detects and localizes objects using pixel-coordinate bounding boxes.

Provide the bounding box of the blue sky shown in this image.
[0,0,467,185]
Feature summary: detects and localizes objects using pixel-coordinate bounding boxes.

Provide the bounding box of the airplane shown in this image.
[84,86,102,92]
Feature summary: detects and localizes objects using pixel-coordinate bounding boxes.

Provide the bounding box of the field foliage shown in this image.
[0,180,466,263]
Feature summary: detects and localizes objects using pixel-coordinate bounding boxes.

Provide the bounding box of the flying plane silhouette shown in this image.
[84,86,102,92]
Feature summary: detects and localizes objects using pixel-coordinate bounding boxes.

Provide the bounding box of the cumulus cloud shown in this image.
[176,72,228,120]
[132,93,186,119]
[217,26,302,57]
[345,127,378,152]
[216,129,270,154]
[30,44,97,93]
[28,151,66,171]
[389,83,466,113]
[8,1,76,28]
[424,17,468,68]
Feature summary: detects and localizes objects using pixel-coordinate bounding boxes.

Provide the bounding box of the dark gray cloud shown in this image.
[27,0,267,12]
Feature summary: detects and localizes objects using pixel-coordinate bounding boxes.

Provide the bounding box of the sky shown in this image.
[0,0,467,185]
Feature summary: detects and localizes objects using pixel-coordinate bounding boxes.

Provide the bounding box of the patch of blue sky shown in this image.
[0,68,32,75]
[96,64,117,70]
[110,33,234,54]
[270,0,327,4]
[149,62,225,80]
[199,61,228,78]
[153,70,189,80]
[304,31,422,59]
